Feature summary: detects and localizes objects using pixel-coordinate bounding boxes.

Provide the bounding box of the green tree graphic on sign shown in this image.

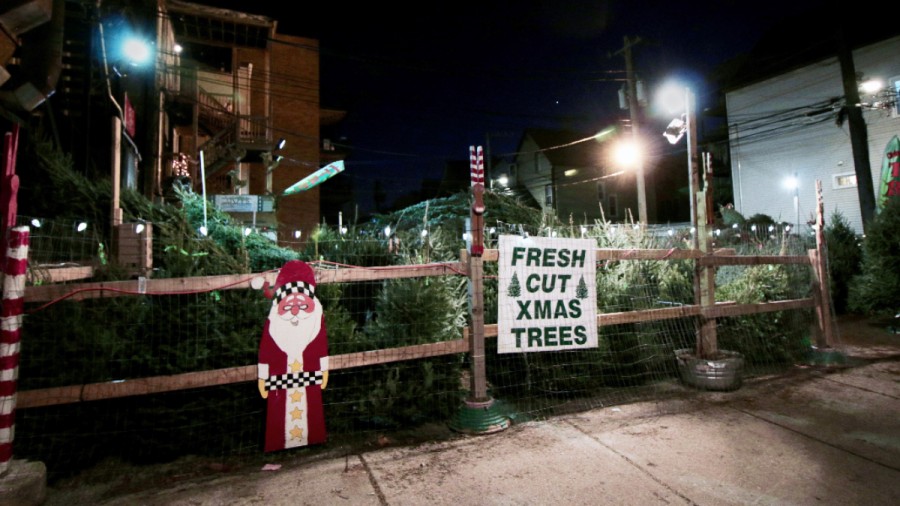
[507,272,521,297]
[576,275,589,299]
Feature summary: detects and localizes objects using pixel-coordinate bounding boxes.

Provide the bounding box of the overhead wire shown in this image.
[143,5,875,194]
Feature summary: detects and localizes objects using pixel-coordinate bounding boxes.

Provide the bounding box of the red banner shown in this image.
[124,93,136,138]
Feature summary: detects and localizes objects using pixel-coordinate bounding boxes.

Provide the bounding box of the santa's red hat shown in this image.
[264,260,317,302]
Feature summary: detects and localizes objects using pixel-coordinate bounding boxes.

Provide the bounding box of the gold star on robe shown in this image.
[290,407,304,420]
[289,389,303,403]
[290,426,304,440]
[290,359,303,373]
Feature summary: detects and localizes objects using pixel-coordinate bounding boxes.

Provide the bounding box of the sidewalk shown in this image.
[47,338,900,506]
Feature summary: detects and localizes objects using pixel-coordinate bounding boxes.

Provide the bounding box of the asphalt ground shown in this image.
[43,317,899,506]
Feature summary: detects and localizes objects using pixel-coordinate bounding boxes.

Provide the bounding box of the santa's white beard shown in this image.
[267,300,323,358]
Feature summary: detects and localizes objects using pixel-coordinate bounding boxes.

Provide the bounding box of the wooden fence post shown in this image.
[695,189,717,357]
[449,146,509,434]
[468,145,487,401]
[812,180,836,348]
[1,227,29,475]
[0,125,20,267]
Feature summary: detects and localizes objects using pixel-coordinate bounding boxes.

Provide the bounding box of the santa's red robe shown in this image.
[257,315,328,452]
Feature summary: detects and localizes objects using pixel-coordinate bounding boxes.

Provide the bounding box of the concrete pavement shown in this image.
[44,343,900,506]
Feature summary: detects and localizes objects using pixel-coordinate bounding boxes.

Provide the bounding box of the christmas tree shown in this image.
[507,272,521,297]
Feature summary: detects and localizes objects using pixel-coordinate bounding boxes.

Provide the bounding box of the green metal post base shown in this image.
[448,398,511,435]
[804,347,848,366]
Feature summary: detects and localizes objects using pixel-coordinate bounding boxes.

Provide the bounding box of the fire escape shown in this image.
[162,0,276,195]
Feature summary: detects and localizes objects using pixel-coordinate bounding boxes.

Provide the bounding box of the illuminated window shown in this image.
[833,172,857,189]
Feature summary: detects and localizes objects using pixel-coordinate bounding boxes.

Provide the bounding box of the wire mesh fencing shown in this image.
[8,217,831,481]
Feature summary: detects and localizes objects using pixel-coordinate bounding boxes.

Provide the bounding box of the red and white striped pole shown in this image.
[469,145,485,256]
[0,226,29,475]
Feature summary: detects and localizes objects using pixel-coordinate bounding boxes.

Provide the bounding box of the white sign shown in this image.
[498,235,598,353]
[213,195,274,213]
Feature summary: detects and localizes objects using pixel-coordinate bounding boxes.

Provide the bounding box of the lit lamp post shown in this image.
[98,17,151,228]
[661,83,718,359]
[660,85,700,245]
[785,172,800,233]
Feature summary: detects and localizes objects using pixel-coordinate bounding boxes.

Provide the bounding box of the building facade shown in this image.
[726,35,900,234]
[502,128,639,225]
[158,0,324,243]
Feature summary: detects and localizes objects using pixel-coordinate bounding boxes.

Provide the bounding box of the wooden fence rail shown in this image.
[17,248,824,409]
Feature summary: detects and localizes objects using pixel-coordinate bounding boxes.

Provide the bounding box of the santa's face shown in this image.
[277,293,316,326]
[268,292,323,356]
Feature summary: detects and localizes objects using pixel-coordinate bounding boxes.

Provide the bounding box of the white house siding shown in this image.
[727,36,900,234]
[556,167,600,224]
[516,136,553,213]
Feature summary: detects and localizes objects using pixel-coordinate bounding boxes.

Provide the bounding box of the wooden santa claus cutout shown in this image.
[255,260,329,451]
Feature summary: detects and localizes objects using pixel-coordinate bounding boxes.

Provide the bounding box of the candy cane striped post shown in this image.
[0,226,29,475]
[451,148,509,434]
[468,145,485,256]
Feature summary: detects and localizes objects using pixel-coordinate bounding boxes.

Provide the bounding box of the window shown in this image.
[833,172,857,189]
[535,154,545,173]
[544,184,554,206]
[598,183,617,217]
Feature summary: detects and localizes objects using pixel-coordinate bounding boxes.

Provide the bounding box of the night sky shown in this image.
[189,0,823,215]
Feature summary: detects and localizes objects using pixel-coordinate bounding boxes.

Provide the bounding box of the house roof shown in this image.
[723,11,900,92]
[521,128,605,168]
[166,0,276,49]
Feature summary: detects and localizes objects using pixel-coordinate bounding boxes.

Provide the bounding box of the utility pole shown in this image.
[686,88,700,240]
[836,23,875,233]
[484,131,516,190]
[616,36,647,224]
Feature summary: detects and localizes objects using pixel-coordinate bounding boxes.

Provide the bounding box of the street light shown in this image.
[663,116,686,144]
[613,139,642,168]
[122,37,151,66]
[785,172,800,233]
[658,82,700,246]
[98,20,151,228]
